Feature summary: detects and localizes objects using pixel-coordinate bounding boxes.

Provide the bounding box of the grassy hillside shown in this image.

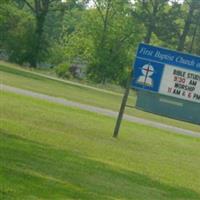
[1,91,200,199]
[0,61,199,133]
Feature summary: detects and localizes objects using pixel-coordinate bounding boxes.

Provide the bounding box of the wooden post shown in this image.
[113,69,133,138]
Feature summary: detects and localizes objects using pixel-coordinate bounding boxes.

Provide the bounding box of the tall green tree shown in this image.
[14,0,59,67]
[13,0,88,67]
[177,0,200,51]
[133,0,170,44]
[154,1,183,49]
[0,2,35,64]
[85,0,144,84]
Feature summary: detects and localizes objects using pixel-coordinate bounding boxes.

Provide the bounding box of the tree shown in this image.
[177,0,200,51]
[85,0,144,84]
[52,0,143,84]
[0,2,35,64]
[12,0,85,67]
[133,0,169,44]
[13,0,57,67]
[154,1,183,49]
[188,9,200,53]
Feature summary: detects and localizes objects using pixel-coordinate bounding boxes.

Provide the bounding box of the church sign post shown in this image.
[113,67,133,138]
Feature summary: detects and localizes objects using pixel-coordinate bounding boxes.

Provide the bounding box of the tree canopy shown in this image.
[0,0,199,85]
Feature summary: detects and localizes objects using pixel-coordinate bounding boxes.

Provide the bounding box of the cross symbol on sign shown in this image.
[137,64,154,87]
[143,64,154,85]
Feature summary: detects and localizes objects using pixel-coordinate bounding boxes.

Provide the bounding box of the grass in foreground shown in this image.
[1,91,200,199]
[0,61,199,133]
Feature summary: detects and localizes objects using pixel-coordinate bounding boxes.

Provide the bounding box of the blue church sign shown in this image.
[132,43,200,104]
[113,43,200,137]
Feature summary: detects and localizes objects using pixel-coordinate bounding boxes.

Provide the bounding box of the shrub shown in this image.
[55,63,71,79]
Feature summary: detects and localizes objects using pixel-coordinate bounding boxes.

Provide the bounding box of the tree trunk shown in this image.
[189,17,199,53]
[30,13,47,67]
[177,3,195,51]
[144,2,158,44]
[26,0,50,67]
[144,24,154,44]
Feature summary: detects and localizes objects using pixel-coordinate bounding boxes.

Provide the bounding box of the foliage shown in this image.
[0,3,35,64]
[47,42,68,66]
[154,2,183,48]
[79,1,144,84]
[55,62,71,78]
[133,0,170,44]
[62,29,94,64]
[0,0,200,85]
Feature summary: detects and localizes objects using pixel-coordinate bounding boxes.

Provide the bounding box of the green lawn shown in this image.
[0,61,199,133]
[1,91,200,199]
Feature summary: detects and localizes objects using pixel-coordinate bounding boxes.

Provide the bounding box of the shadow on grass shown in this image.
[0,130,200,200]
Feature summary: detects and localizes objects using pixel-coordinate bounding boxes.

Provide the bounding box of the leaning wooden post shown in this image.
[113,68,133,138]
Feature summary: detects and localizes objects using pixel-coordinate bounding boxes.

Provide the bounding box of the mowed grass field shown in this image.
[0,61,199,133]
[1,91,200,199]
